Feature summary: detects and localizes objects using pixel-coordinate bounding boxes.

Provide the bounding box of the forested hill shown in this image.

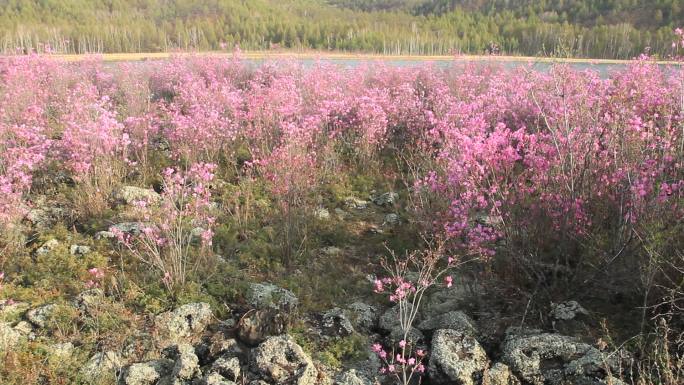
[0,0,682,59]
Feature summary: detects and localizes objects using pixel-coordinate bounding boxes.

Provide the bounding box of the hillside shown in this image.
[0,0,682,58]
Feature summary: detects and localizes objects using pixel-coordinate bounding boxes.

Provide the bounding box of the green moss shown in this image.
[316,333,369,369]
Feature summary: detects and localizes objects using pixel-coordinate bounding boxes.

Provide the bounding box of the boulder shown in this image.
[314,208,331,220]
[26,303,57,328]
[250,335,318,385]
[170,343,200,380]
[245,283,298,312]
[321,307,355,337]
[428,329,490,385]
[379,303,424,343]
[206,335,244,362]
[501,329,624,385]
[335,369,373,385]
[417,311,477,335]
[484,363,521,385]
[122,359,174,385]
[346,302,379,332]
[0,322,22,350]
[80,351,122,384]
[212,355,241,381]
[204,372,237,385]
[156,303,213,345]
[237,308,287,346]
[113,186,160,205]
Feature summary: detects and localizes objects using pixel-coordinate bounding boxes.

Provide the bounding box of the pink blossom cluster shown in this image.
[85,267,105,289]
[371,341,426,377]
[0,51,682,266]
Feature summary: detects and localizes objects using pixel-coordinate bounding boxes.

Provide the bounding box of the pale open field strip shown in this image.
[30,50,683,65]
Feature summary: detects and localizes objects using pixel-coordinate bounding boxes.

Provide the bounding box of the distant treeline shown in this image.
[1,0,682,59]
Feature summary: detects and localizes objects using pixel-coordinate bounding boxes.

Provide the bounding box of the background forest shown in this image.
[1,0,683,59]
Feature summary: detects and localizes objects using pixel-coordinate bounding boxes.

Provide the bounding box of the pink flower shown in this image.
[444,276,453,288]
[371,343,383,353]
[387,365,395,373]
[398,340,406,348]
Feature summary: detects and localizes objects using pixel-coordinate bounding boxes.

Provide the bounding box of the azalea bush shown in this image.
[0,50,680,324]
[111,163,217,290]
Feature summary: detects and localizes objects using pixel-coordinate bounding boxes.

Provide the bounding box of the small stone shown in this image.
[113,185,160,205]
[47,342,74,358]
[35,239,59,256]
[26,304,57,328]
[13,321,33,335]
[75,288,105,313]
[321,308,354,337]
[70,244,91,255]
[371,192,398,206]
[550,301,589,321]
[382,213,400,226]
[344,197,368,210]
[314,208,331,220]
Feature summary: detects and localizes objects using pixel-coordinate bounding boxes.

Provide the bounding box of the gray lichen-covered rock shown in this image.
[26,303,57,328]
[75,288,105,314]
[422,277,484,320]
[417,310,477,335]
[428,329,490,385]
[122,359,174,385]
[378,303,418,333]
[371,192,399,206]
[156,303,213,345]
[212,355,241,381]
[346,302,379,331]
[96,222,145,239]
[70,244,92,256]
[484,363,521,385]
[250,335,318,385]
[206,334,244,361]
[245,283,298,312]
[47,342,74,358]
[204,372,238,385]
[81,351,122,384]
[113,185,160,205]
[171,343,200,380]
[334,369,373,385]
[501,329,622,385]
[35,239,60,256]
[382,213,400,226]
[550,301,589,321]
[0,299,29,319]
[344,197,369,210]
[237,308,288,346]
[0,322,22,350]
[321,307,354,337]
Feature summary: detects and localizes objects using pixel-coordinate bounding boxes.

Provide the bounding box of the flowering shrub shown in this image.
[112,163,217,289]
[0,52,679,298]
[371,244,461,384]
